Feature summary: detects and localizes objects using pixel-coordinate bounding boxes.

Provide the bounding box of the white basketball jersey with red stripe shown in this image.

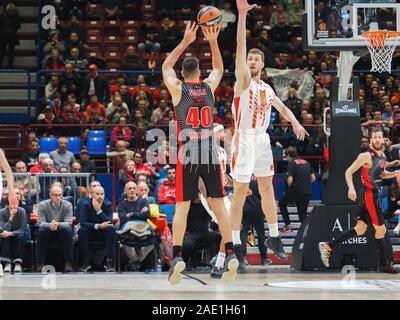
[232,79,274,135]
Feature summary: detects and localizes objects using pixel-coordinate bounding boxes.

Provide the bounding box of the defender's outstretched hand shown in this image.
[202,25,221,42]
[292,122,309,141]
[183,21,199,45]
[236,0,257,13]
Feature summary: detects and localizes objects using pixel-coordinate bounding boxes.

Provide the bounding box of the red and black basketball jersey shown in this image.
[174,81,215,141]
[361,147,386,191]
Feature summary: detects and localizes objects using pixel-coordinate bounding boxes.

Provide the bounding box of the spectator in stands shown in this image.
[70,161,88,189]
[383,102,394,122]
[121,46,143,80]
[151,99,170,125]
[85,94,107,121]
[49,137,76,171]
[63,15,87,43]
[144,51,161,78]
[82,64,110,105]
[288,0,304,27]
[78,149,96,174]
[119,84,134,110]
[301,51,321,76]
[45,74,61,101]
[133,151,154,177]
[101,0,122,20]
[36,184,74,272]
[119,160,136,188]
[159,17,181,52]
[15,181,33,221]
[107,140,135,171]
[60,102,83,136]
[64,48,88,72]
[117,181,150,228]
[21,138,40,170]
[0,189,26,273]
[29,153,49,174]
[111,117,132,147]
[284,87,302,119]
[220,1,236,31]
[271,14,293,53]
[74,180,101,219]
[59,64,82,102]
[157,166,176,205]
[133,109,150,128]
[138,18,161,53]
[152,82,171,105]
[279,147,315,232]
[182,195,220,269]
[269,3,287,28]
[0,2,20,69]
[137,182,156,205]
[177,3,195,21]
[106,92,130,123]
[271,118,297,149]
[65,32,88,60]
[66,93,81,111]
[36,105,60,137]
[85,0,103,20]
[14,161,38,198]
[121,1,141,20]
[78,186,116,272]
[42,33,65,65]
[44,48,65,71]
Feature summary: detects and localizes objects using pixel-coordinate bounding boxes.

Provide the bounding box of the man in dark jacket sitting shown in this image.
[117,182,150,227]
[78,186,116,272]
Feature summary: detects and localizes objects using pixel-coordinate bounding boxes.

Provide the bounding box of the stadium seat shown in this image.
[87,130,106,138]
[39,137,58,152]
[67,137,82,155]
[86,137,107,155]
[122,20,139,28]
[159,204,175,224]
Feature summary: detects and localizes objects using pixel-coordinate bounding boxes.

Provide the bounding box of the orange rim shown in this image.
[362,31,400,48]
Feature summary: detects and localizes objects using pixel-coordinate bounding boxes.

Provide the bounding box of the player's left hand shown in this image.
[202,25,221,42]
[293,123,309,141]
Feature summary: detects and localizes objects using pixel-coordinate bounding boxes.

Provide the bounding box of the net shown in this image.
[361,31,400,73]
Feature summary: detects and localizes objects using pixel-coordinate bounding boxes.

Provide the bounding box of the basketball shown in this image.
[197,6,222,27]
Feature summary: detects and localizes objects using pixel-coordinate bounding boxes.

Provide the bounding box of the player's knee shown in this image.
[258,182,273,197]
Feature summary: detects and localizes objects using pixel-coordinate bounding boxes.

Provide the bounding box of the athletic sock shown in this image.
[173,246,182,259]
[268,223,279,237]
[224,242,234,255]
[232,230,241,245]
[329,228,357,249]
[375,238,386,266]
[215,252,226,268]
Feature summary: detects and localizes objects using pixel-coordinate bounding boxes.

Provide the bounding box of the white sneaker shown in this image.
[14,263,22,273]
[0,264,3,277]
[394,224,400,235]
[3,264,11,273]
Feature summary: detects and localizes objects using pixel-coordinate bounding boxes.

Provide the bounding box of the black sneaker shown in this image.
[265,236,288,260]
[379,262,399,274]
[168,256,186,285]
[234,244,246,271]
[78,259,92,273]
[104,259,115,272]
[261,257,272,266]
[222,253,239,282]
[210,265,224,279]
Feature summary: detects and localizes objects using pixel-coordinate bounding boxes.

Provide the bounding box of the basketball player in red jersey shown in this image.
[319,127,398,273]
[162,22,238,284]
[230,0,308,270]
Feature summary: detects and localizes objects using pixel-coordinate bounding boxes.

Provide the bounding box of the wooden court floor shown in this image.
[1,265,400,300]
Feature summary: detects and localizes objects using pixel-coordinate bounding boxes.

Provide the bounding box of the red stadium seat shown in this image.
[87,35,103,46]
[104,51,122,61]
[198,52,212,62]
[104,35,121,47]
[87,51,103,59]
[106,62,120,70]
[122,28,138,36]
[103,20,120,35]
[122,35,138,45]
[122,20,140,28]
[85,20,103,29]
[87,28,102,36]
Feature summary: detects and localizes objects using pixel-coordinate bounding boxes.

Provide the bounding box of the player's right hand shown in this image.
[236,0,257,13]
[293,123,308,141]
[183,21,199,45]
[348,189,357,202]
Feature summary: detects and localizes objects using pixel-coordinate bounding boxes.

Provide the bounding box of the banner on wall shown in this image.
[265,68,316,101]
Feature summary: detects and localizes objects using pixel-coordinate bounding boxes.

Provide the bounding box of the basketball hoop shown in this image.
[361,31,400,73]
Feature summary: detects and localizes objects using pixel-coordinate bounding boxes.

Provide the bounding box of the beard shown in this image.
[372,142,383,151]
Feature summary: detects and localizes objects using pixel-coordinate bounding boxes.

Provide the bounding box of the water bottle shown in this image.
[156,258,162,272]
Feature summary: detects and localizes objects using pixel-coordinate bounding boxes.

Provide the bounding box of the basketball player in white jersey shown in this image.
[230,0,308,270]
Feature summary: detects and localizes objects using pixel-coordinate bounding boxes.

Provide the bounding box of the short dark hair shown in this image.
[29,138,39,145]
[286,146,298,158]
[182,57,199,77]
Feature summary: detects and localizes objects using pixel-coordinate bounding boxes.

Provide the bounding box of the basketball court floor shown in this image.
[1,265,400,300]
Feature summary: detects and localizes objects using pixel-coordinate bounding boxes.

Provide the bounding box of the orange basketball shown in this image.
[197,6,222,27]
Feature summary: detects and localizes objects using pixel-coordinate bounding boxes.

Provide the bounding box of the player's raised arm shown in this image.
[271,90,308,141]
[162,22,199,104]
[203,25,223,92]
[234,0,256,95]
[345,152,370,201]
